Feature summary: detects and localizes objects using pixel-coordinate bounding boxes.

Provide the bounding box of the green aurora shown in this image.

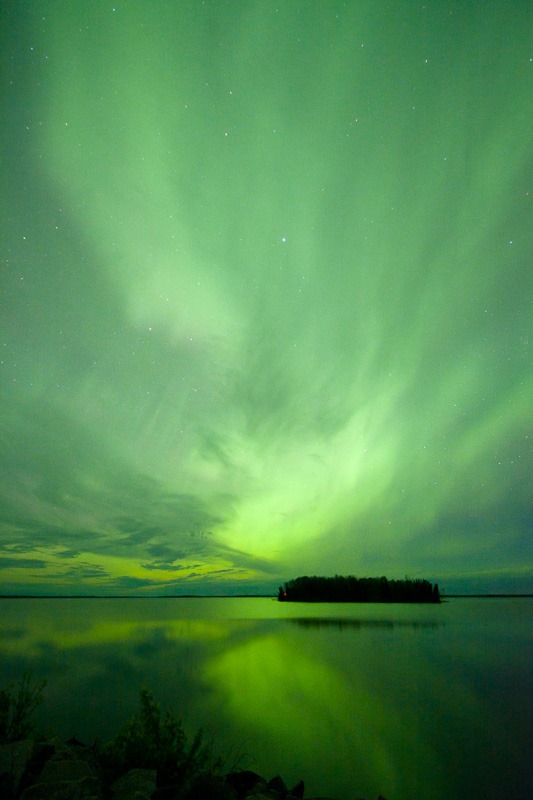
[1,1,531,595]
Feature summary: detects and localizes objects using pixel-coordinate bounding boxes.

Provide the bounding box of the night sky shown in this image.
[1,1,531,595]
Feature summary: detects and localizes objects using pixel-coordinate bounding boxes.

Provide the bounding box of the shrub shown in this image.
[101,687,221,790]
[0,673,47,743]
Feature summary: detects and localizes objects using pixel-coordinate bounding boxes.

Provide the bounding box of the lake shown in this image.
[0,597,530,799]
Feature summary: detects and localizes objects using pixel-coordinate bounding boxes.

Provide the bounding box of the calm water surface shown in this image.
[0,597,530,800]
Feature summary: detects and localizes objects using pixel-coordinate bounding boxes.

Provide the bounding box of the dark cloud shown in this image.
[206,567,248,576]
[0,558,47,570]
[146,544,187,561]
[214,543,280,575]
[141,561,202,572]
[0,542,38,554]
[41,562,110,580]
[0,398,232,584]
[110,576,171,590]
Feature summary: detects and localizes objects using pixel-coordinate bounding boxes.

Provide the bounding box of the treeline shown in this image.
[278,575,440,603]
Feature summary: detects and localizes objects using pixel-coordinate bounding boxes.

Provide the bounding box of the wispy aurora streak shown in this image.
[1,1,531,593]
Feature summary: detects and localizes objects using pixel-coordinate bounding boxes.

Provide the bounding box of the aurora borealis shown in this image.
[1,1,531,595]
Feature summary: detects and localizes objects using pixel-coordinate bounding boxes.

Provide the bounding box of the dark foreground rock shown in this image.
[0,736,387,800]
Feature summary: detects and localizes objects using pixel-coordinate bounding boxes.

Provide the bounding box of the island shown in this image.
[278,574,441,603]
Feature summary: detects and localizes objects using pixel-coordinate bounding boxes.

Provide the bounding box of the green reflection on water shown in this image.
[0,598,530,800]
[204,630,443,799]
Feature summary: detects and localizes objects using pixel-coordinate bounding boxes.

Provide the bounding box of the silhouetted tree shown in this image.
[277,575,440,603]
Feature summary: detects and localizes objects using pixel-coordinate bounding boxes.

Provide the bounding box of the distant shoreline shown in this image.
[441,594,533,598]
[0,594,276,599]
[0,593,531,599]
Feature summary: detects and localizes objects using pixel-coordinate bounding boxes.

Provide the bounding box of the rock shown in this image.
[47,740,99,773]
[182,770,238,800]
[288,779,304,798]
[267,775,287,795]
[18,747,102,800]
[0,734,369,800]
[37,759,94,782]
[110,768,157,800]
[226,770,267,798]
[14,741,56,798]
[0,738,35,796]
[19,776,101,800]
[243,794,280,800]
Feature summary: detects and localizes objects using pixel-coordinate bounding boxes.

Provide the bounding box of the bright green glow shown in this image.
[205,631,443,798]
[1,1,531,593]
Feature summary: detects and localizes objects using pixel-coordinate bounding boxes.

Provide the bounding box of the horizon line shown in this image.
[0,593,532,599]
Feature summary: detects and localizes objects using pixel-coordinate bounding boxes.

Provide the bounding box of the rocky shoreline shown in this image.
[0,735,387,800]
